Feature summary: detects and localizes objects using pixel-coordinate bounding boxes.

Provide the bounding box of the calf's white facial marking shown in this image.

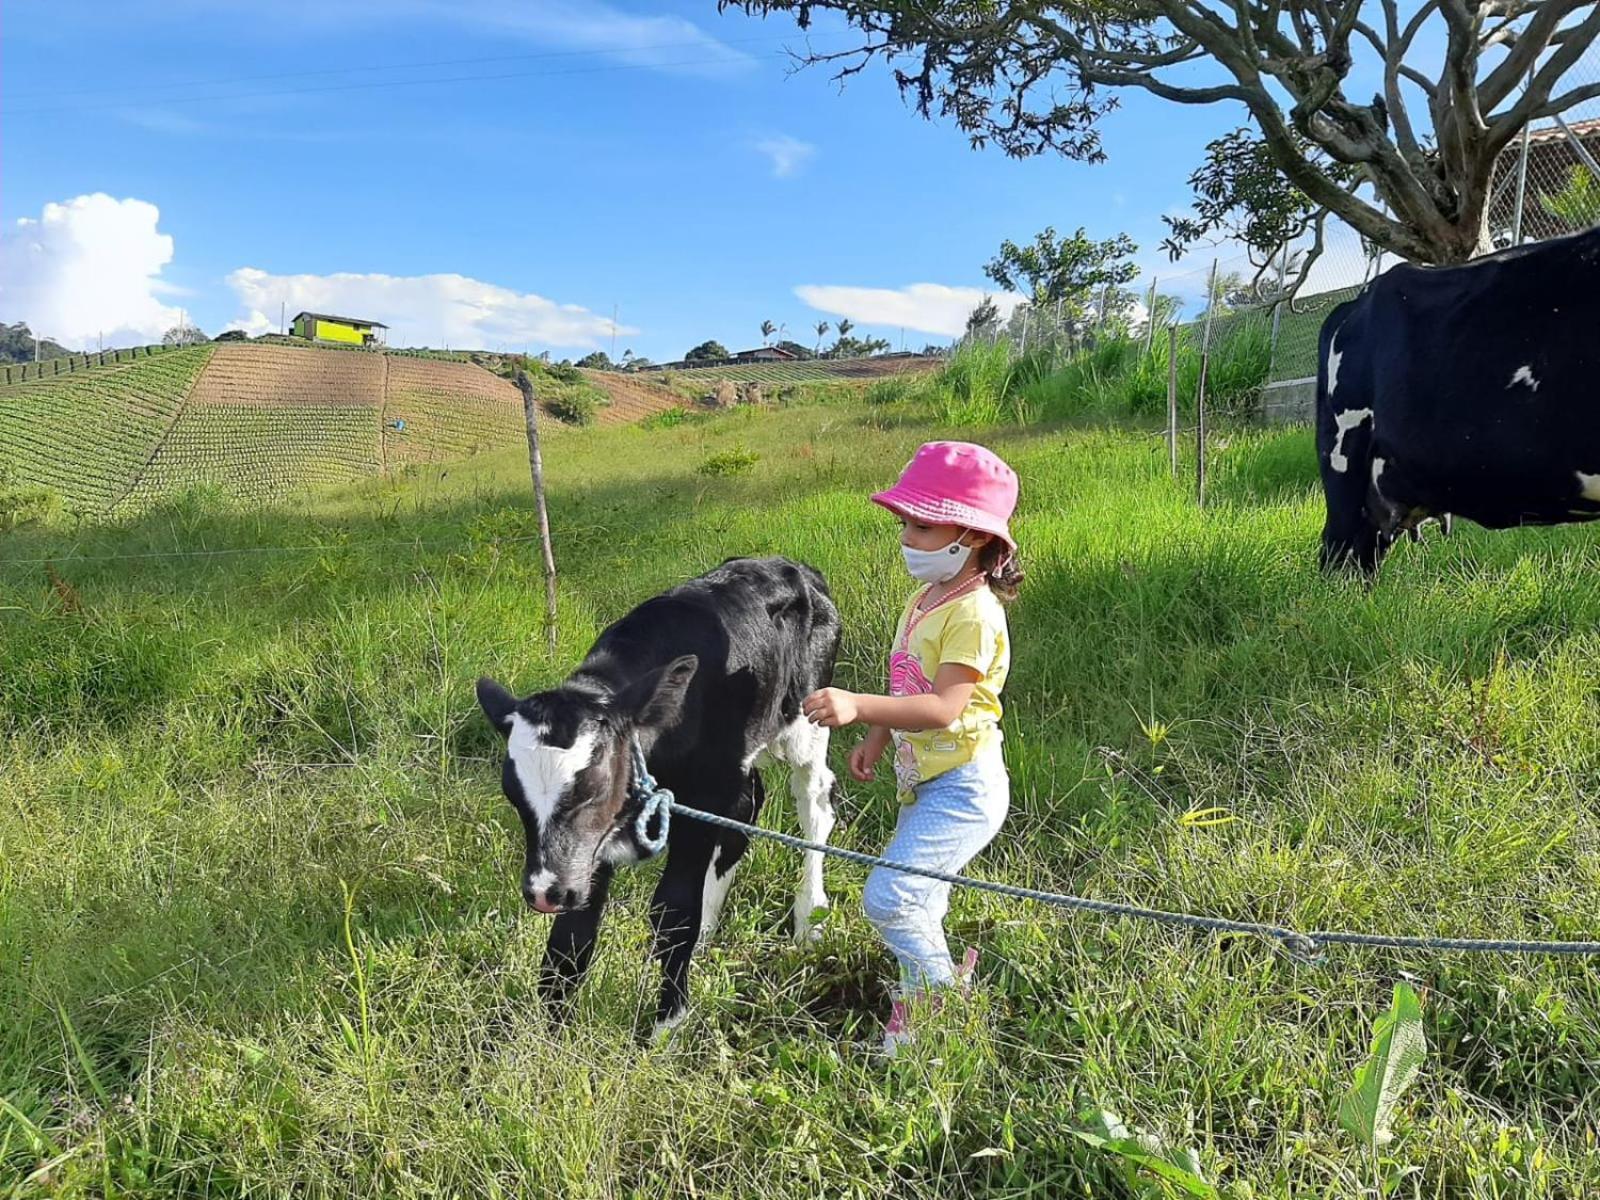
[1326,329,1344,396]
[1508,364,1540,392]
[506,715,599,826]
[1328,408,1373,473]
[1371,457,1386,486]
[1577,471,1600,503]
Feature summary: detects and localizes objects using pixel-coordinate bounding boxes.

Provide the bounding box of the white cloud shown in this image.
[350,0,753,77]
[794,283,1027,338]
[754,135,816,179]
[225,268,635,351]
[0,193,183,348]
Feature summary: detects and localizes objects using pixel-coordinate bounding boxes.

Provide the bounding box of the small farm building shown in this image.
[291,312,388,346]
[731,346,797,363]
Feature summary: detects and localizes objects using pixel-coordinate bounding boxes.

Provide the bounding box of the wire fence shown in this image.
[968,41,1600,420]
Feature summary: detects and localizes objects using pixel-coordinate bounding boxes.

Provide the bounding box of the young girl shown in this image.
[801,441,1021,1054]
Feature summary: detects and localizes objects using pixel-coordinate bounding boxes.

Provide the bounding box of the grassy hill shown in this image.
[0,345,214,513]
[3,389,1599,1197]
[0,343,686,519]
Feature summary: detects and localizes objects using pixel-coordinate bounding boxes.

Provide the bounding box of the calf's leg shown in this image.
[538,864,614,1025]
[783,720,837,941]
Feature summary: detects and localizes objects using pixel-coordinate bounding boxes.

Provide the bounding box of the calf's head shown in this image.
[476,656,697,914]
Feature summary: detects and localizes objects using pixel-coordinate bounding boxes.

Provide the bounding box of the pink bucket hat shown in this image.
[872,441,1018,553]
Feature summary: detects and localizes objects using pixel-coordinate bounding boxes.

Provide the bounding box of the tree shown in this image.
[575,350,614,369]
[724,0,1600,271]
[965,296,1001,339]
[813,320,831,351]
[836,318,854,341]
[1163,129,1358,298]
[685,340,731,362]
[826,332,891,358]
[0,322,70,364]
[1540,164,1600,230]
[162,323,209,347]
[984,226,1141,330]
[760,319,778,345]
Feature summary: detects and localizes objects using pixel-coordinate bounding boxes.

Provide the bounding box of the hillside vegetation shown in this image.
[3,395,1599,1197]
[0,343,684,520]
[0,345,214,513]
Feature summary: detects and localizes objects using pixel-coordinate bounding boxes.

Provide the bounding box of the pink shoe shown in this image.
[957,947,979,987]
[881,998,914,1057]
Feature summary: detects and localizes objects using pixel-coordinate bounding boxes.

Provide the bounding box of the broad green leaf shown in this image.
[1339,982,1428,1148]
[1073,1108,1217,1197]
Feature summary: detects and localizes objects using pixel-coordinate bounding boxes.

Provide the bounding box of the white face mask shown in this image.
[902,537,975,584]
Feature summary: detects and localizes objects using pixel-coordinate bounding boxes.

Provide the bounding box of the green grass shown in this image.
[115,404,382,515]
[645,357,940,387]
[901,324,1274,428]
[4,394,1600,1197]
[0,346,214,514]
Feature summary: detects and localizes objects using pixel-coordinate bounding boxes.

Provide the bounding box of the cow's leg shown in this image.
[1317,408,1381,574]
[646,842,713,1041]
[698,770,762,941]
[538,864,615,1026]
[782,718,837,942]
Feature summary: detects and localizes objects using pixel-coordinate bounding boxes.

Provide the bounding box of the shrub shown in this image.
[641,407,695,431]
[547,392,600,426]
[696,446,760,477]
[864,376,915,406]
[0,477,61,531]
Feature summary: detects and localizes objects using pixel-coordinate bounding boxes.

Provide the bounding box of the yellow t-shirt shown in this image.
[887,582,1010,798]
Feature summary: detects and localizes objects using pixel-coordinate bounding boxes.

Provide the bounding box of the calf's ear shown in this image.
[476,677,519,737]
[625,655,699,729]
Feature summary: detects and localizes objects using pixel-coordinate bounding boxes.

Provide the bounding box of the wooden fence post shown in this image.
[1166,325,1179,477]
[514,369,560,658]
[1196,259,1219,508]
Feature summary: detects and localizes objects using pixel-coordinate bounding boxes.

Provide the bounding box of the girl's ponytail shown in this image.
[979,539,1023,604]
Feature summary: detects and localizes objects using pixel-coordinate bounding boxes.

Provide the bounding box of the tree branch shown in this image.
[1486,3,1600,155]
[1480,0,1590,110]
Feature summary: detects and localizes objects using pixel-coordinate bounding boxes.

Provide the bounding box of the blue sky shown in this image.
[2,1,1284,358]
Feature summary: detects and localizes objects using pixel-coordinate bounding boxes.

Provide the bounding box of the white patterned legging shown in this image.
[862,750,1010,992]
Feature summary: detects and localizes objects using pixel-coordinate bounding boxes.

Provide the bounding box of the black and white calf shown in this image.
[476,556,841,1036]
[1316,222,1600,575]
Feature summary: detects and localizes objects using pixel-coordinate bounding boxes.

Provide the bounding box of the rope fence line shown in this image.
[664,799,1600,961]
[0,532,547,568]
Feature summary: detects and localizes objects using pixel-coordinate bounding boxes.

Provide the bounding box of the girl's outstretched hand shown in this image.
[802,687,859,728]
[848,740,881,781]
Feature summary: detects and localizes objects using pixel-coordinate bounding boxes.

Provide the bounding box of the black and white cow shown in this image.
[1316,222,1600,575]
[476,556,840,1037]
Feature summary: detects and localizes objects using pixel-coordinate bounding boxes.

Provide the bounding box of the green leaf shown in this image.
[1073,1108,1217,1197]
[1339,982,1428,1148]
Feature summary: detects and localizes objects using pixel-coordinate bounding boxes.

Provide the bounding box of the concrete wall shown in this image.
[1260,377,1316,425]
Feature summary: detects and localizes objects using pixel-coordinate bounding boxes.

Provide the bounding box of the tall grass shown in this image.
[3,398,1600,1197]
[905,316,1273,428]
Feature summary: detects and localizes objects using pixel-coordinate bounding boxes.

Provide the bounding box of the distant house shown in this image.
[290,312,388,346]
[731,346,798,363]
[1489,117,1600,242]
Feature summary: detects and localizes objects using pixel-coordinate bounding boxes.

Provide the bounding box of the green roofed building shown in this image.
[290,311,388,346]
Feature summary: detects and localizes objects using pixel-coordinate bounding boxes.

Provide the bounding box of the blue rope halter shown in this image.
[629,736,672,855]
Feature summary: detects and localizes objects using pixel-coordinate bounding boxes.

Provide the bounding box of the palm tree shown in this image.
[1540,165,1600,231]
[813,320,830,352]
[836,318,854,340]
[760,319,777,345]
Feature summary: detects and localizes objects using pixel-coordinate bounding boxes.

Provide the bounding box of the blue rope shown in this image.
[630,738,672,856]
[658,798,1600,962]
